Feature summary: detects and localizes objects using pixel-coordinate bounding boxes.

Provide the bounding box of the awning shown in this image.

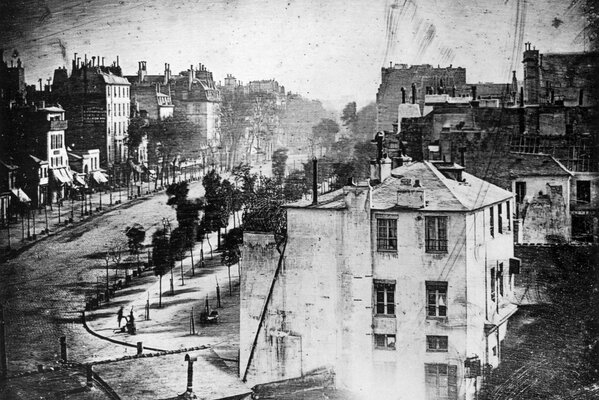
[92,170,108,184]
[51,168,72,185]
[128,160,144,173]
[11,188,31,203]
[73,174,87,187]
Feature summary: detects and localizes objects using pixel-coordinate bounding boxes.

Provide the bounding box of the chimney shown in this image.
[188,66,193,91]
[471,85,477,100]
[91,56,96,66]
[401,87,406,104]
[519,87,524,107]
[101,57,105,66]
[38,78,42,91]
[312,157,318,205]
[411,83,416,104]
[116,55,119,67]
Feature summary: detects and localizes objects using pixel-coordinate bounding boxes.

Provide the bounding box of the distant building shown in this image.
[522,42,599,106]
[0,159,21,225]
[241,155,518,400]
[170,63,221,149]
[0,49,26,106]
[508,154,572,243]
[376,63,514,133]
[127,61,174,121]
[52,54,130,180]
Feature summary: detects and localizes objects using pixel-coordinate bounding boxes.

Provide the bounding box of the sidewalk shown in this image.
[84,237,247,399]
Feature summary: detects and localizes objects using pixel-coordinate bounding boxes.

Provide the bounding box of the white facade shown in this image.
[105,77,131,166]
[241,161,518,400]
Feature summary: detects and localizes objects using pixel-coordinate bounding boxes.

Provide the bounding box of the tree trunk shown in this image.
[207,236,213,259]
[159,276,162,307]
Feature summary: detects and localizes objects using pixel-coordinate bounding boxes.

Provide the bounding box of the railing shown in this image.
[48,120,68,131]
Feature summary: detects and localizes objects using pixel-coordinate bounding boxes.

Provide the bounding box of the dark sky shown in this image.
[0,0,590,110]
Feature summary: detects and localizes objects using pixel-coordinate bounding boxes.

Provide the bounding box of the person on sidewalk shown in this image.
[117,306,124,328]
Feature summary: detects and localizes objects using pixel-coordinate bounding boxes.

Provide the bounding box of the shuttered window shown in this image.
[425,364,457,400]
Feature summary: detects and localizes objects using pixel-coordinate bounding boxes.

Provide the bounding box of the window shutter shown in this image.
[509,257,521,274]
[448,364,458,399]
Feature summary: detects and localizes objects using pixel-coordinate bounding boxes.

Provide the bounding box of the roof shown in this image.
[28,154,47,164]
[371,162,512,211]
[100,72,130,85]
[507,154,572,178]
[289,161,513,212]
[38,106,65,113]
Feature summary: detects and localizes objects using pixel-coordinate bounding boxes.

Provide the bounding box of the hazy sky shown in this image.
[0,0,590,111]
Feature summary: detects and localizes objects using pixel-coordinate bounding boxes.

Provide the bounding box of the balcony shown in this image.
[48,120,68,131]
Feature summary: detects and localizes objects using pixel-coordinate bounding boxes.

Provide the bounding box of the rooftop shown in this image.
[507,153,572,178]
[288,161,513,212]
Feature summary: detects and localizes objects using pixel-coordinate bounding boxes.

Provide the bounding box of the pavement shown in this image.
[0,168,259,399]
[82,247,250,399]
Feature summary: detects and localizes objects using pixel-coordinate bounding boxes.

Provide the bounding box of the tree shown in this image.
[147,110,198,186]
[152,229,172,307]
[125,223,146,269]
[271,148,289,183]
[283,170,307,202]
[340,101,358,132]
[312,118,339,155]
[221,227,243,295]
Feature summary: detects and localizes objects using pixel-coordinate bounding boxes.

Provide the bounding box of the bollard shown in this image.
[145,299,150,320]
[137,342,143,355]
[86,364,93,387]
[184,354,197,394]
[60,336,67,363]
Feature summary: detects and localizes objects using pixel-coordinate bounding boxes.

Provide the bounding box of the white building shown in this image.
[241,158,519,400]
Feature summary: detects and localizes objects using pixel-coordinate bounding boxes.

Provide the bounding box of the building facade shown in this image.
[241,158,518,400]
[52,54,130,179]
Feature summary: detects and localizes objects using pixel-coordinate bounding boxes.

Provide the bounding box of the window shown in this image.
[490,267,496,302]
[425,364,457,400]
[498,204,503,234]
[57,135,62,148]
[489,207,495,238]
[515,182,526,203]
[425,216,448,252]
[426,281,447,318]
[577,181,591,204]
[377,218,397,251]
[375,281,395,315]
[426,336,448,352]
[107,87,111,96]
[506,201,511,230]
[374,334,396,350]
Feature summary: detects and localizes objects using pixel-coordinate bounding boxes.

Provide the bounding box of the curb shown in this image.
[81,310,166,353]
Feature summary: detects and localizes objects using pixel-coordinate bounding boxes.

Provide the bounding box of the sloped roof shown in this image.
[371,161,512,211]
[288,161,512,212]
[100,72,130,85]
[507,153,571,177]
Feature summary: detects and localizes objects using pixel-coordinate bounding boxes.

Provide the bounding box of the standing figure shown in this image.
[117,306,124,327]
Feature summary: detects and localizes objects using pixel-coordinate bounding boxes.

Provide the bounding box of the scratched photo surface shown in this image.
[0,1,597,399]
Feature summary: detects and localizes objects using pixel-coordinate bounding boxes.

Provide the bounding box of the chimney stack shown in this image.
[471,85,477,100]
[411,83,416,104]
